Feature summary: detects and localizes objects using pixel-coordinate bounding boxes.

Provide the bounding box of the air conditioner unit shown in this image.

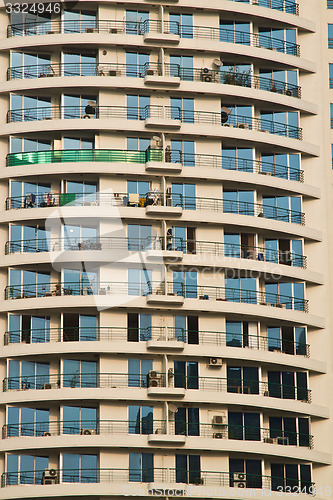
[149,379,160,387]
[81,428,96,435]
[212,414,227,426]
[108,69,121,77]
[85,27,98,33]
[109,27,123,33]
[237,123,250,129]
[148,370,161,387]
[209,357,223,367]
[201,68,213,82]
[276,436,289,445]
[233,473,246,488]
[259,171,271,176]
[44,383,58,389]
[145,69,156,76]
[44,469,57,477]
[213,432,224,439]
[42,476,58,485]
[264,437,275,443]
[234,473,246,481]
[275,303,286,309]
[42,469,58,484]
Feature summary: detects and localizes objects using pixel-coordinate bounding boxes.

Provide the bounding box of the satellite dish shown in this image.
[88,101,97,107]
[153,135,161,141]
[213,59,222,67]
[169,404,178,413]
[221,112,229,124]
[221,106,232,124]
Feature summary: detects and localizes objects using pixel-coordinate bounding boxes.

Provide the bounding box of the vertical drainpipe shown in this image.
[162,219,167,251]
[165,400,169,434]
[161,131,166,162]
[162,175,167,294]
[162,176,166,205]
[160,5,165,77]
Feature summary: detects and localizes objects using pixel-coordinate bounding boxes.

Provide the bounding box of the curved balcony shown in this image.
[2,372,311,403]
[4,281,309,312]
[227,0,299,15]
[4,235,307,269]
[6,62,301,99]
[2,419,313,449]
[5,149,304,183]
[5,192,305,226]
[3,325,310,358]
[0,468,314,494]
[6,105,303,141]
[6,20,301,58]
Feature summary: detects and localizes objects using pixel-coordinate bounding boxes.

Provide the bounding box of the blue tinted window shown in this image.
[226,321,242,347]
[224,233,241,257]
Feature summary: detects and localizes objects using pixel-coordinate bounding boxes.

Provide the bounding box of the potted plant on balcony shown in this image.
[223,71,237,85]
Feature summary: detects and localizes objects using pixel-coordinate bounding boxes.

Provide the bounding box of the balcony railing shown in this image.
[6,105,303,140]
[6,148,160,167]
[0,467,314,493]
[3,325,310,358]
[2,372,311,403]
[2,419,313,448]
[5,148,304,182]
[4,280,309,312]
[6,61,301,98]
[228,0,299,15]
[6,19,300,56]
[5,192,305,225]
[4,235,307,268]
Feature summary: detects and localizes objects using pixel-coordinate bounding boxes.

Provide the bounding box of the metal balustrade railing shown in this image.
[4,280,309,312]
[5,192,305,225]
[3,325,310,358]
[0,467,315,492]
[6,19,300,57]
[5,149,304,182]
[6,61,301,98]
[4,234,306,265]
[228,0,299,15]
[4,235,307,268]
[6,105,303,140]
[1,419,313,448]
[2,372,311,403]
[6,148,160,166]
[1,467,166,487]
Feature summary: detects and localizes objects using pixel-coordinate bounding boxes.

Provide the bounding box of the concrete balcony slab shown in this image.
[145,161,182,172]
[144,75,181,85]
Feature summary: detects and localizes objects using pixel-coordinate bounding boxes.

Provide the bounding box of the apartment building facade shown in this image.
[0,0,332,498]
